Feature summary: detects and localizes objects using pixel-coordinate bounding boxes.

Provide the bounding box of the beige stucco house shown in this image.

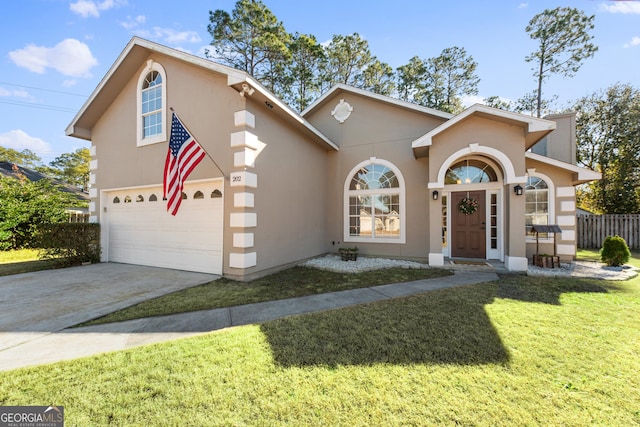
[67,37,600,280]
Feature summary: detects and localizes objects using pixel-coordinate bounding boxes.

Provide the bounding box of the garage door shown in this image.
[106,180,223,274]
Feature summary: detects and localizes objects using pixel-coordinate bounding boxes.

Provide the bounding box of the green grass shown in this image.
[0,248,40,263]
[577,247,640,267]
[1,271,638,425]
[0,248,60,276]
[80,266,452,326]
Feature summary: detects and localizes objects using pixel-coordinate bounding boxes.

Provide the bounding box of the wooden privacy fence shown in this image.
[577,214,640,249]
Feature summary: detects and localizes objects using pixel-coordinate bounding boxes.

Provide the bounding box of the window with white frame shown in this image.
[137,61,167,146]
[445,159,498,185]
[525,175,551,238]
[345,159,405,243]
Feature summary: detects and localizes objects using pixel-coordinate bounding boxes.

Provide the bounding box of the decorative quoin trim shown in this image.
[233,233,254,248]
[230,252,257,269]
[234,192,254,208]
[230,171,257,188]
[429,253,444,266]
[505,256,528,272]
[229,110,260,270]
[234,110,255,128]
[230,212,257,228]
[556,186,575,197]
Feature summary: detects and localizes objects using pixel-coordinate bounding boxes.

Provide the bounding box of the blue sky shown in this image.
[1,0,639,164]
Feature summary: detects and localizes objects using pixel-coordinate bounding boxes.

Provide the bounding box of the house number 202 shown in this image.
[232,175,242,183]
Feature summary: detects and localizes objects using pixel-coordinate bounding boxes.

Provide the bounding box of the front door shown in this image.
[451,190,486,259]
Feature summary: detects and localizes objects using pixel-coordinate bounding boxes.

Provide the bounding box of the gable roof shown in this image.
[301,83,454,121]
[411,104,557,158]
[66,37,337,151]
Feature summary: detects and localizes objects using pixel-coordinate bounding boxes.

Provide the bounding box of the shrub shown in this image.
[0,176,76,250]
[35,223,100,267]
[600,235,631,267]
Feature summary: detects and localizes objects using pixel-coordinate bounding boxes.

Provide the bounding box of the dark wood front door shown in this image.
[451,190,486,259]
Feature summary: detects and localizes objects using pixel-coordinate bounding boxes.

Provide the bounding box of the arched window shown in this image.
[525,175,552,238]
[149,194,158,202]
[445,159,498,185]
[136,195,144,202]
[113,196,120,204]
[211,189,222,198]
[124,196,132,203]
[193,191,204,199]
[137,61,166,146]
[344,159,405,243]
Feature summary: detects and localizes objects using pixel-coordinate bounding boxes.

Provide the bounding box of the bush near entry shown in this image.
[600,235,631,267]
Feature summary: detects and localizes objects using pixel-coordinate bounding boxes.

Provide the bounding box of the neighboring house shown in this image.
[0,161,90,220]
[576,207,595,216]
[66,37,600,279]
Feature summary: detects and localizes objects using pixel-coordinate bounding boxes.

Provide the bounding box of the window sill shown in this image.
[345,237,405,244]
[137,134,166,147]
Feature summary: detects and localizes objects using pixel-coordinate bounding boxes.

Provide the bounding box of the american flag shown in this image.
[163,112,207,215]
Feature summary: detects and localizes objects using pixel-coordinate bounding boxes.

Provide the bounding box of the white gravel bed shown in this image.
[527,260,638,281]
[299,255,429,273]
[301,255,638,280]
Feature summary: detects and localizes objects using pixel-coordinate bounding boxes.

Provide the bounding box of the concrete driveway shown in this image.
[0,263,219,352]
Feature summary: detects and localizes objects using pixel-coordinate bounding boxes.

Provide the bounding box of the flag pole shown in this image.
[170,107,228,179]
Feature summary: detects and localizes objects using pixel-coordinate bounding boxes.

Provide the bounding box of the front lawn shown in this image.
[80,266,452,326]
[0,249,59,276]
[1,271,638,425]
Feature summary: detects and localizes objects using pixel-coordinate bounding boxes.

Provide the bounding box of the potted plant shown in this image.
[338,246,359,261]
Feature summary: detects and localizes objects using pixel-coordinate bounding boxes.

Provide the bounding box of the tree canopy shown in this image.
[0,147,41,168]
[47,148,91,191]
[1,146,90,191]
[525,7,597,117]
[207,0,290,96]
[206,1,480,113]
[574,83,640,214]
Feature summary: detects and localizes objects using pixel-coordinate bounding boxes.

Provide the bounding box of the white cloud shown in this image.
[599,1,640,14]
[461,95,485,108]
[62,80,78,88]
[120,15,146,30]
[152,27,202,44]
[0,130,52,156]
[8,39,98,78]
[518,3,528,9]
[0,87,29,98]
[69,0,124,18]
[624,36,640,48]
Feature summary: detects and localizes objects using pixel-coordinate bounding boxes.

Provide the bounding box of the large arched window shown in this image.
[344,159,405,243]
[137,61,167,146]
[525,174,553,238]
[445,159,498,185]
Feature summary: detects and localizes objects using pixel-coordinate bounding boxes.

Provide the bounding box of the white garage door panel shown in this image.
[107,181,223,274]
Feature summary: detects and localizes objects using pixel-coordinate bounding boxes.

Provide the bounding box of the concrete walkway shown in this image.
[0,269,498,372]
